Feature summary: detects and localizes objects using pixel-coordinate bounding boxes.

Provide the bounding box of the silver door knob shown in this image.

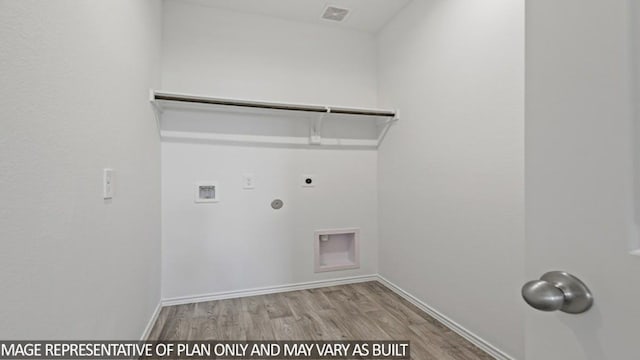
[521,271,593,314]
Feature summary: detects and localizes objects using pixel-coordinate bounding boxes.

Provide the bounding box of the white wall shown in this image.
[0,0,162,339]
[161,1,379,299]
[376,1,525,358]
[162,0,377,107]
[162,144,377,299]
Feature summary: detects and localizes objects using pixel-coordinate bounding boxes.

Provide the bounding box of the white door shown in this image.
[525,0,640,359]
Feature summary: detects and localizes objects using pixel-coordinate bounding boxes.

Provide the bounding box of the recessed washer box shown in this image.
[195,182,219,203]
[314,228,360,272]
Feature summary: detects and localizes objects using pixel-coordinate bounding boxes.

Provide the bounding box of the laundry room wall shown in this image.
[160,0,379,300]
[376,0,525,358]
[0,0,163,339]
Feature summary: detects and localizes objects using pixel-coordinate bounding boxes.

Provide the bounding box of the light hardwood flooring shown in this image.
[148,281,493,360]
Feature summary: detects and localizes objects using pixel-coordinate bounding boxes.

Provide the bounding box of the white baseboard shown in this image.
[375,275,514,360]
[161,274,378,307]
[140,302,162,341]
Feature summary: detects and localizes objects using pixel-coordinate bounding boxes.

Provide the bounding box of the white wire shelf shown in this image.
[150,90,399,149]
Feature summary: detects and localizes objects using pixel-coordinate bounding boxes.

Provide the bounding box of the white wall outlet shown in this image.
[103,168,114,199]
[195,182,219,203]
[301,174,315,187]
[243,173,255,189]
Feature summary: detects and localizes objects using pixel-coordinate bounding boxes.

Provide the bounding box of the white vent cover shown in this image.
[321,6,350,22]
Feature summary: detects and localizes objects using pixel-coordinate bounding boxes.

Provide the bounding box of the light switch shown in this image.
[103,168,114,199]
[243,173,255,190]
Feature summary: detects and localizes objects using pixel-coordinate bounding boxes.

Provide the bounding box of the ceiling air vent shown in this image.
[321,6,350,22]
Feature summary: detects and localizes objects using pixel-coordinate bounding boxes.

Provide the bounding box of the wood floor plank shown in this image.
[263,293,294,320]
[190,300,223,340]
[300,311,344,340]
[271,316,308,340]
[284,290,314,321]
[342,283,381,313]
[241,296,276,340]
[363,309,441,360]
[216,298,246,340]
[158,303,195,340]
[322,288,363,317]
[303,288,334,311]
[149,282,494,360]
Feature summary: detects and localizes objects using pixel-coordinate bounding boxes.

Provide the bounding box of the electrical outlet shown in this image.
[243,173,255,189]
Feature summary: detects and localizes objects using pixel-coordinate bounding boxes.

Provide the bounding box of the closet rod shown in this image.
[154,93,397,118]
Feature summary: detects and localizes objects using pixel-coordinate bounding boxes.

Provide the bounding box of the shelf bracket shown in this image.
[310,107,331,145]
[376,110,400,148]
[149,89,163,132]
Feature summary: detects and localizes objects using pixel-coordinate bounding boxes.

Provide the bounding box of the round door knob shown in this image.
[521,271,593,314]
[522,280,565,311]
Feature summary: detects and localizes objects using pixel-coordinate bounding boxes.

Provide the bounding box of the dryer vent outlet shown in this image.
[322,6,350,22]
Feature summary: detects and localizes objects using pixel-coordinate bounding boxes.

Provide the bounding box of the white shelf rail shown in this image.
[150,90,399,149]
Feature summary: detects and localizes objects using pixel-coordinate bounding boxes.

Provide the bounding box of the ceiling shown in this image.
[180,0,412,33]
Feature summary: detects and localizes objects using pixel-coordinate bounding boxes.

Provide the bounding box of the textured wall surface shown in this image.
[0,0,162,339]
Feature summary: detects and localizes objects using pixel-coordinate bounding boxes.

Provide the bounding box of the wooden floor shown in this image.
[148,281,493,360]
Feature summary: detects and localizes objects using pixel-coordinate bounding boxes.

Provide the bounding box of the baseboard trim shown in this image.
[375,275,514,360]
[140,302,162,341]
[161,274,378,307]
